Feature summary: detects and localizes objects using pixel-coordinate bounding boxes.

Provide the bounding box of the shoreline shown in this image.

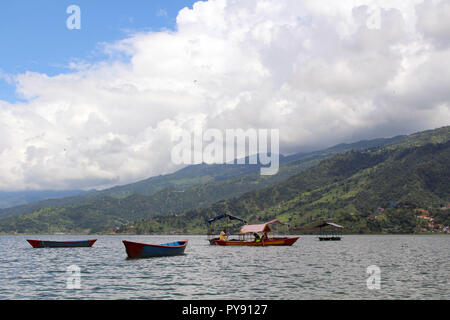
[1,232,448,236]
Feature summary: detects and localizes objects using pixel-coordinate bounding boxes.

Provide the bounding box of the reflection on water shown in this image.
[0,235,448,299]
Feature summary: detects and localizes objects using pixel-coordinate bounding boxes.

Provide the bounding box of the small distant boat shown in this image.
[319,237,342,241]
[213,219,299,246]
[26,239,97,248]
[122,240,188,258]
[315,222,344,241]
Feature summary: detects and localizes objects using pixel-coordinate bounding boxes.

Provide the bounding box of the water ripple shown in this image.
[0,235,449,299]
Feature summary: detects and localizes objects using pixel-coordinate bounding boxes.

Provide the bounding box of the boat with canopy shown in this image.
[206,213,247,245]
[315,222,344,241]
[213,219,299,246]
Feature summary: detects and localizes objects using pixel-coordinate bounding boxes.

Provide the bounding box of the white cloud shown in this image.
[0,0,449,191]
[416,0,450,48]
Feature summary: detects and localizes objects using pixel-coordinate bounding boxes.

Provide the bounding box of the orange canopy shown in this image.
[239,219,288,234]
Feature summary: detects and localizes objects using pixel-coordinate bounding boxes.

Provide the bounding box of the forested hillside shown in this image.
[0,126,448,234]
[125,133,450,234]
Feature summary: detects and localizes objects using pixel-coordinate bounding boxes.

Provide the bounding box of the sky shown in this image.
[0,0,196,101]
[0,0,449,191]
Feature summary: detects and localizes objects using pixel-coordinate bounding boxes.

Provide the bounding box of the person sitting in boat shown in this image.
[253,233,261,242]
[262,232,269,241]
[219,229,228,240]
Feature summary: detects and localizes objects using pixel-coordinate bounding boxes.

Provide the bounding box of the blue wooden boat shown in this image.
[27,239,97,248]
[122,240,188,258]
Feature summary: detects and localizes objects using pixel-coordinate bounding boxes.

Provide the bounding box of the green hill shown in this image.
[0,126,448,234]
[0,153,306,220]
[125,127,450,235]
[0,137,399,234]
[0,189,88,209]
[0,135,402,221]
[0,160,265,219]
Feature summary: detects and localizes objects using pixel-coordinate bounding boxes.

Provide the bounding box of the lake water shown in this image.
[0,235,448,299]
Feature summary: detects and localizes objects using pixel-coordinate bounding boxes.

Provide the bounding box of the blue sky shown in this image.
[0,0,198,102]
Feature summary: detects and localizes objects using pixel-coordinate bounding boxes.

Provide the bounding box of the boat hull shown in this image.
[123,240,188,258]
[319,237,341,241]
[208,238,219,245]
[27,239,97,248]
[213,237,299,246]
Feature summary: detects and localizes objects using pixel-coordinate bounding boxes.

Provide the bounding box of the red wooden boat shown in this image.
[213,219,299,246]
[123,240,188,258]
[214,237,299,246]
[27,239,97,248]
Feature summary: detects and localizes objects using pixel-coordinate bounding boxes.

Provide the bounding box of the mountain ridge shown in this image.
[0,134,404,220]
[0,125,448,234]
[128,138,450,235]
